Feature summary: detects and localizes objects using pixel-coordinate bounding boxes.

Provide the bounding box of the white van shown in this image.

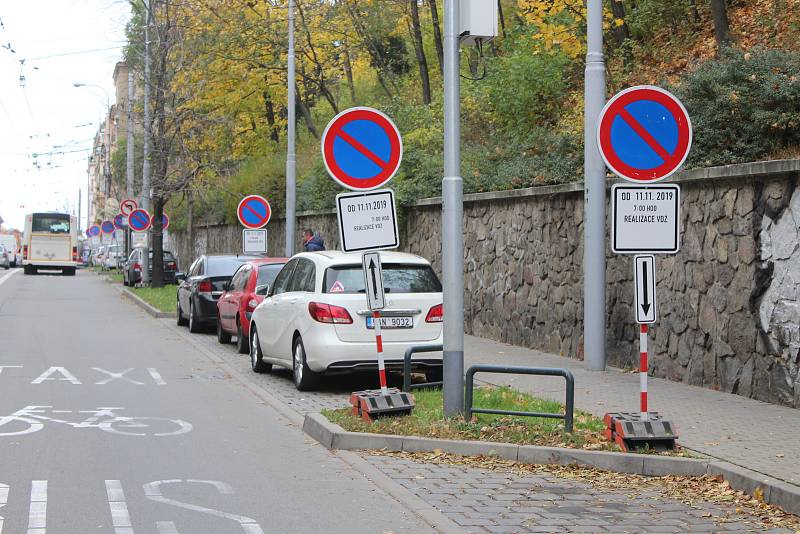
[0,234,19,267]
[23,212,78,276]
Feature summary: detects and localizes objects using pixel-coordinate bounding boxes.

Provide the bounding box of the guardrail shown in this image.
[465,365,575,433]
[402,344,444,391]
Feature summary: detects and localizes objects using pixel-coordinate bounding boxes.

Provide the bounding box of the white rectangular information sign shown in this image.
[101,233,112,245]
[131,232,148,249]
[362,252,386,310]
[612,184,680,254]
[336,189,399,253]
[634,254,657,324]
[243,229,267,254]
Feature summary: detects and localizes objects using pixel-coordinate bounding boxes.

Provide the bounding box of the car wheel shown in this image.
[188,301,202,333]
[176,299,189,326]
[217,315,231,344]
[236,318,248,354]
[249,327,271,373]
[425,367,444,384]
[292,337,319,391]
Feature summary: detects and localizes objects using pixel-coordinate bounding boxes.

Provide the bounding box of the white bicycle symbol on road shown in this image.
[0,406,193,437]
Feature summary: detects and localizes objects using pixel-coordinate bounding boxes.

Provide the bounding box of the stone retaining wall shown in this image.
[168,160,800,408]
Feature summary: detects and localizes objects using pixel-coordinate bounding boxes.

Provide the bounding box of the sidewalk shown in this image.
[464,335,800,487]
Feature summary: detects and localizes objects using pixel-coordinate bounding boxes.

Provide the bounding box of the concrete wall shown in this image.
[169,160,800,408]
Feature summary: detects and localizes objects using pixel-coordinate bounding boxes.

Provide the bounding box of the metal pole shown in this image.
[78,188,82,235]
[442,0,464,417]
[126,70,135,200]
[141,0,151,285]
[583,0,606,371]
[284,0,296,258]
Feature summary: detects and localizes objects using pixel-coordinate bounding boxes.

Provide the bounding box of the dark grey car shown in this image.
[122,249,179,286]
[176,254,259,333]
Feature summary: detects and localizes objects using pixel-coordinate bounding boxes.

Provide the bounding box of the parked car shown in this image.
[80,249,91,267]
[103,245,126,270]
[248,251,444,390]
[176,254,259,333]
[90,246,106,267]
[0,245,10,270]
[216,258,288,354]
[122,249,179,286]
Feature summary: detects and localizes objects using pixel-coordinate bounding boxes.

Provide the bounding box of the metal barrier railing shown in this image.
[402,344,444,391]
[465,365,575,433]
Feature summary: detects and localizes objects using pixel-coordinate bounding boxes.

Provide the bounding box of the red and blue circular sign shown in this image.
[101,220,115,234]
[151,213,170,231]
[598,86,692,183]
[321,107,403,191]
[237,195,271,229]
[113,214,127,229]
[128,208,152,232]
[88,225,101,237]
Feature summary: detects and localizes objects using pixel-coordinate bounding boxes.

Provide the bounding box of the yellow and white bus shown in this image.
[23,212,78,276]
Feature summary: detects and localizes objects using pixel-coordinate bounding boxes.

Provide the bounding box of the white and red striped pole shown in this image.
[373,310,388,394]
[640,324,648,421]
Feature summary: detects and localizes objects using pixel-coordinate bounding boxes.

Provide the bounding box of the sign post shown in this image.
[599,86,690,451]
[323,107,414,420]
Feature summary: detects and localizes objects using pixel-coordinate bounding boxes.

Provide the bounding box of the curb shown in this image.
[304,412,800,517]
[120,286,176,318]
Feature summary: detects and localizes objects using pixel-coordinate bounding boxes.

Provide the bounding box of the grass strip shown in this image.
[131,285,175,312]
[324,385,616,451]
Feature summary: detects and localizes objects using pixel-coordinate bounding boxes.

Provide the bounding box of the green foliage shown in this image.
[624,0,697,40]
[674,48,800,167]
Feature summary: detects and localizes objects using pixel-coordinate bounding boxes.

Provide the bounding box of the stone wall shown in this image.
[168,160,800,408]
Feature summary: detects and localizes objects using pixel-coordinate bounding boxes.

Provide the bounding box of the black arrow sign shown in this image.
[369,258,379,302]
[641,260,651,316]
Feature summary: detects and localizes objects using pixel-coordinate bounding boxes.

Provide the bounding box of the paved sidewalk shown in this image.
[365,454,797,533]
[464,335,800,487]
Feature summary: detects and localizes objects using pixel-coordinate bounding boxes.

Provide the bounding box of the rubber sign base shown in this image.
[602,411,678,452]
[350,388,415,423]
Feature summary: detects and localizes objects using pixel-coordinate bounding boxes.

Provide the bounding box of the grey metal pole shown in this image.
[442,0,464,417]
[141,0,151,285]
[126,69,135,258]
[583,0,607,371]
[126,70,135,200]
[285,0,297,258]
[78,188,82,235]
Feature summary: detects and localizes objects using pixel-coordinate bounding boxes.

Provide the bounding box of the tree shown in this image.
[408,0,432,104]
[710,0,732,48]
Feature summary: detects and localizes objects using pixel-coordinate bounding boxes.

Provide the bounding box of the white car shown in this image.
[103,245,125,270]
[249,251,444,390]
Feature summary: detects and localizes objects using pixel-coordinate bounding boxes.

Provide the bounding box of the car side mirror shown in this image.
[255,284,270,296]
[176,272,186,282]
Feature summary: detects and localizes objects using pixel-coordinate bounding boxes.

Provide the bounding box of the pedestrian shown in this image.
[302,229,325,252]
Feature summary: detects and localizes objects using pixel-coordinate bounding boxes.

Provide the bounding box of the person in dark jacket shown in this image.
[303,229,325,252]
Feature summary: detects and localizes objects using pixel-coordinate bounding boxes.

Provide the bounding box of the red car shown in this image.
[217,258,288,353]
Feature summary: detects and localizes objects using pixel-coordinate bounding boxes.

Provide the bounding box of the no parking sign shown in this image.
[598,86,692,183]
[322,107,403,191]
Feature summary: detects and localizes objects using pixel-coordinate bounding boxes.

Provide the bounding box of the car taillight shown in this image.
[23,245,28,260]
[247,299,259,311]
[167,262,177,270]
[198,280,213,293]
[132,262,141,272]
[308,302,353,324]
[426,304,444,323]
[72,247,78,261]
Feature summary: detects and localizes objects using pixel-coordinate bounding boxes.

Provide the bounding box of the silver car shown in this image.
[0,245,10,270]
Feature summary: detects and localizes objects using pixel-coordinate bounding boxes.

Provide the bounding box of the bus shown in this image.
[22,212,78,276]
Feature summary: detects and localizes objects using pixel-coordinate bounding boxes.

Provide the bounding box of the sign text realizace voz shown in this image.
[619,188,675,224]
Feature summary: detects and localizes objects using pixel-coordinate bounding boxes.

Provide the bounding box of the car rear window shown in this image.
[323,264,442,294]
[147,251,176,261]
[207,256,250,277]
[257,264,284,287]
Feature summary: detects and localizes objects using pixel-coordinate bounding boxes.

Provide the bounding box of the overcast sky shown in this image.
[0,0,130,231]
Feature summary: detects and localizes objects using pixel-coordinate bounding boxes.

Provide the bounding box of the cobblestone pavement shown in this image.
[363,454,797,534]
[145,301,800,534]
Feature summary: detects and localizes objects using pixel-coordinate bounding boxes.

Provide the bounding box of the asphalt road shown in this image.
[0,268,433,534]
